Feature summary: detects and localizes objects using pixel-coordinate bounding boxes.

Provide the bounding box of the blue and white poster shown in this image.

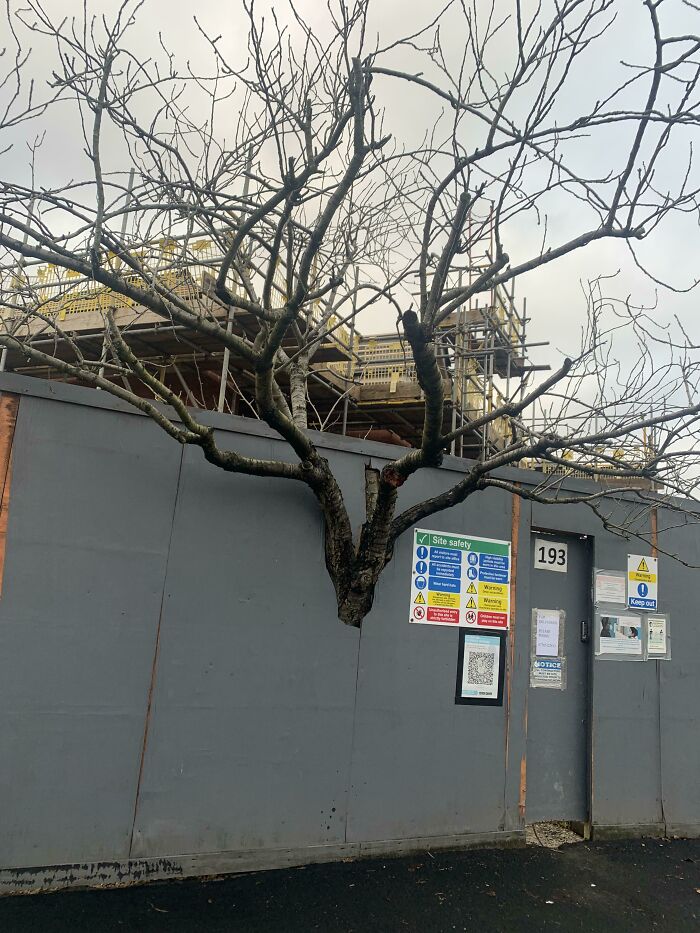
[627,554,658,610]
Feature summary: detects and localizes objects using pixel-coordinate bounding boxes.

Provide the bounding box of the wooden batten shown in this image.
[0,393,19,599]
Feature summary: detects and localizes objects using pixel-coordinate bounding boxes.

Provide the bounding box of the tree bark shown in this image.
[335,464,400,626]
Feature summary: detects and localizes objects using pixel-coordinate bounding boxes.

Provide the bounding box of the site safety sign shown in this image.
[410,528,512,629]
[627,553,658,611]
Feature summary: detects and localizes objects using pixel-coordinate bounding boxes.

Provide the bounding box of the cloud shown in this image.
[2,0,698,371]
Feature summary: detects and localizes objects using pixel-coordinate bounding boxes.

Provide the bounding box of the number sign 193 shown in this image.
[534,538,568,573]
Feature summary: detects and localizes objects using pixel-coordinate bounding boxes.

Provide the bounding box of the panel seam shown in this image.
[128,443,186,857]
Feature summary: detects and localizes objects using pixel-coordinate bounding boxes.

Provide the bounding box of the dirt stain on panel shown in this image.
[0,393,19,598]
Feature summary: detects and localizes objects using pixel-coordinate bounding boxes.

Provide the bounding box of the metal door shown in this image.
[526,531,591,823]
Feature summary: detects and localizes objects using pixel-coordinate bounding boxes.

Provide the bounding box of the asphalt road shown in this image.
[1,837,699,932]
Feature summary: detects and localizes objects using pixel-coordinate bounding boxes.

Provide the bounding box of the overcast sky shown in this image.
[3,0,699,380]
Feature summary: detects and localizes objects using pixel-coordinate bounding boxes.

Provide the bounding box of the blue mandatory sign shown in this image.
[430,547,461,564]
[466,567,478,580]
[416,545,429,560]
[415,576,427,589]
[467,552,479,566]
[479,553,509,572]
[429,577,460,593]
[415,560,428,575]
[637,582,649,597]
[429,563,461,579]
[478,568,509,584]
[629,596,657,610]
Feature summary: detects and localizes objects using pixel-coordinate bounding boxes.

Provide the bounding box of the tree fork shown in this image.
[336,469,400,627]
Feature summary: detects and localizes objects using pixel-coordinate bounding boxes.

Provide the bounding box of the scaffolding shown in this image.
[350,262,549,455]
[1,224,546,458]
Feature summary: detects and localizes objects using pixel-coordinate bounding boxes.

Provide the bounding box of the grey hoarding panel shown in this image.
[131,438,362,857]
[2,376,700,881]
[347,484,514,842]
[659,521,700,831]
[591,519,662,829]
[590,661,662,828]
[0,396,181,868]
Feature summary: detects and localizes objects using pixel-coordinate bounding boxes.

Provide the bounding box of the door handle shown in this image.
[580,619,590,643]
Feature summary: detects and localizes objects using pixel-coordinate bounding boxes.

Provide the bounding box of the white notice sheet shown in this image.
[535,610,560,657]
[595,572,626,605]
[647,617,667,655]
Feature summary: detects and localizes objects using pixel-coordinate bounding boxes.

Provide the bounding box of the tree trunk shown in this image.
[334,466,399,627]
[337,577,380,627]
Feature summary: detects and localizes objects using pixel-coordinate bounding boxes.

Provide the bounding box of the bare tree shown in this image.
[2,0,700,626]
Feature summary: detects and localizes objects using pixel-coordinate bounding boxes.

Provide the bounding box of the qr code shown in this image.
[467,651,495,685]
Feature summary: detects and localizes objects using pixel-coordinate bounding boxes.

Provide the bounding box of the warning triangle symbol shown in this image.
[466,597,477,609]
[637,557,650,573]
[466,582,477,594]
[414,592,425,605]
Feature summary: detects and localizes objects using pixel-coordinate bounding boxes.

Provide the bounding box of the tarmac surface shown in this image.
[1,835,699,932]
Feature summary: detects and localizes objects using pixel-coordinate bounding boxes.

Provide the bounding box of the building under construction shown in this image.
[349,285,544,457]
[2,231,550,463]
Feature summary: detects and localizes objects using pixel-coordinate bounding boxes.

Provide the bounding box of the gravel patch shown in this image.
[527,821,584,849]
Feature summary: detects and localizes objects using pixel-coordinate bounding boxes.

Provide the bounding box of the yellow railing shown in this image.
[18,241,354,342]
[353,341,512,444]
[529,443,657,479]
[31,268,204,320]
[23,237,222,321]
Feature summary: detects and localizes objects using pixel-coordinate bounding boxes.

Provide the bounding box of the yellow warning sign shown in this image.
[478,581,509,613]
[428,591,460,608]
[628,555,656,583]
[628,568,657,583]
[627,553,658,592]
[414,592,425,605]
[466,582,477,594]
[466,596,477,609]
